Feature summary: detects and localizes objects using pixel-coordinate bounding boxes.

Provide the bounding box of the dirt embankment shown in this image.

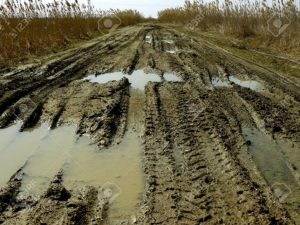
[0,24,299,224]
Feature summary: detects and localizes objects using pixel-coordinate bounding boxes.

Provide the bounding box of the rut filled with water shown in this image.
[243,128,300,222]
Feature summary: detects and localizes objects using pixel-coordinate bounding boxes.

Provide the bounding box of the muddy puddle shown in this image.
[145,35,152,44]
[83,70,160,90]
[164,73,182,82]
[166,48,178,54]
[0,123,49,187]
[0,81,147,222]
[211,76,264,91]
[0,122,144,221]
[243,127,300,222]
[63,131,144,222]
[211,77,231,87]
[18,125,76,200]
[229,76,264,91]
[83,70,182,90]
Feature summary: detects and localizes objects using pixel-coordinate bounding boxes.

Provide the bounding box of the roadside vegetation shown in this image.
[158,0,300,53]
[0,0,145,67]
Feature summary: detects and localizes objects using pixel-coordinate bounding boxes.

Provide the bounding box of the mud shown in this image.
[0,24,299,224]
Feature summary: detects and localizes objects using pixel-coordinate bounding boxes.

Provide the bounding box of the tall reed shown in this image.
[158,0,300,51]
[0,0,144,67]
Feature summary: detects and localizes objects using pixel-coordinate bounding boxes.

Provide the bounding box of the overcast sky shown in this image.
[88,0,186,17]
[87,0,296,17]
[2,0,296,17]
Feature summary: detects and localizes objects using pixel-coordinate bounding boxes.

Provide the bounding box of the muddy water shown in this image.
[83,70,161,90]
[63,132,144,221]
[211,77,231,87]
[83,70,182,90]
[18,125,76,200]
[243,128,300,222]
[229,76,264,91]
[145,35,152,44]
[0,125,143,219]
[211,76,264,91]
[166,48,178,54]
[0,92,145,223]
[0,123,49,187]
[0,89,145,222]
[164,73,182,82]
[5,122,144,220]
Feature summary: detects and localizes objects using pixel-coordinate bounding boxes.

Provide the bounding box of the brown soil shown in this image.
[0,24,299,225]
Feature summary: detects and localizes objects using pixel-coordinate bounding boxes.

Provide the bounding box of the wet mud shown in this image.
[0,24,299,224]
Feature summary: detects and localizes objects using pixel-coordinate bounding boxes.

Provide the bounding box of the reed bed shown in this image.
[0,0,144,67]
[158,0,300,51]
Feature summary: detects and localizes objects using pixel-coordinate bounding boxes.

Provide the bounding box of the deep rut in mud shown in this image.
[0,24,299,224]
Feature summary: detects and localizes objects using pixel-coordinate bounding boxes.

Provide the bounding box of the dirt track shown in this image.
[0,24,300,224]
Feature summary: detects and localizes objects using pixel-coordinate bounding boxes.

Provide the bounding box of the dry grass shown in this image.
[158,0,300,52]
[0,0,144,67]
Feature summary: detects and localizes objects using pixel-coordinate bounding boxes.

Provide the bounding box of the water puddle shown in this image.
[211,77,231,87]
[164,73,182,82]
[166,48,178,54]
[0,122,144,220]
[18,125,75,200]
[83,70,160,90]
[0,123,49,187]
[83,70,182,90]
[0,88,145,222]
[145,35,152,44]
[211,76,264,91]
[243,127,300,222]
[229,76,264,91]
[243,128,296,186]
[63,131,144,221]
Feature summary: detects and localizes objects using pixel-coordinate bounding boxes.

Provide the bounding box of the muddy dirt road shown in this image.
[0,24,300,224]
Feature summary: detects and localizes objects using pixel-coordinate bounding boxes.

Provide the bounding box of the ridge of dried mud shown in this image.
[0,24,299,224]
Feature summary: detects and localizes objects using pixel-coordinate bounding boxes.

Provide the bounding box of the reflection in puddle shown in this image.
[164,73,182,82]
[145,35,152,44]
[83,70,160,90]
[1,123,144,221]
[229,76,264,91]
[19,125,75,200]
[0,90,146,222]
[166,48,178,54]
[211,76,264,91]
[83,70,182,90]
[243,128,296,185]
[0,103,145,222]
[63,131,144,221]
[0,123,49,187]
[211,77,231,87]
[243,127,300,222]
